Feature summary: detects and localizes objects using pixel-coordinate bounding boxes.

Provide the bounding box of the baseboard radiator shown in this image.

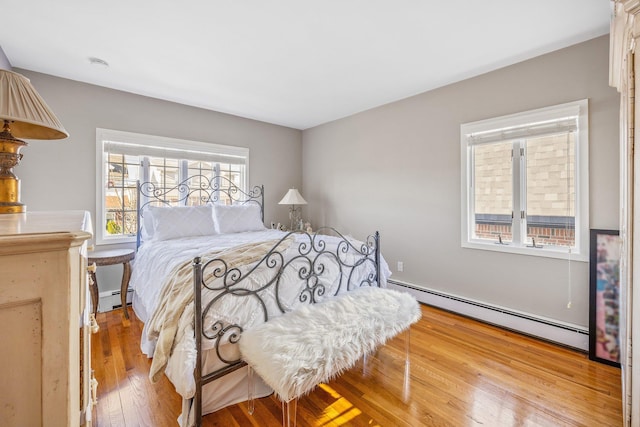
[98,288,133,312]
[388,279,589,351]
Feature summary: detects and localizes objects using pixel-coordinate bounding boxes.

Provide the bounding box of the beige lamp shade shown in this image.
[279,188,307,205]
[0,69,68,139]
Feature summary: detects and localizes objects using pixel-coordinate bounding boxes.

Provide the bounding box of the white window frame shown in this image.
[95,128,250,245]
[460,99,589,261]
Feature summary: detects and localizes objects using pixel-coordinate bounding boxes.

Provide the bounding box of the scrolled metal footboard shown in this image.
[191,227,381,425]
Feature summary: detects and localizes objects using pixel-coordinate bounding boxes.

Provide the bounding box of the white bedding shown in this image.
[132,229,288,329]
[130,228,391,423]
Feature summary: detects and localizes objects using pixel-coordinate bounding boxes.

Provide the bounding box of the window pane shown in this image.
[105,153,139,237]
[525,133,575,248]
[108,153,125,188]
[216,163,244,205]
[149,157,180,187]
[186,161,215,206]
[473,142,513,243]
[105,189,138,235]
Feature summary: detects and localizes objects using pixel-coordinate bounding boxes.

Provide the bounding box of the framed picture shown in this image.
[589,229,621,367]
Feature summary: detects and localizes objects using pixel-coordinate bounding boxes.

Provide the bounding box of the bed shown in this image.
[129,176,391,426]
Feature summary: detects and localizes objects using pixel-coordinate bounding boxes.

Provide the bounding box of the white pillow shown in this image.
[140,208,156,241]
[214,203,265,234]
[150,205,217,241]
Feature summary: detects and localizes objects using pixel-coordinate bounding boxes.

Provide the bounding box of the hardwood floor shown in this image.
[91,304,622,426]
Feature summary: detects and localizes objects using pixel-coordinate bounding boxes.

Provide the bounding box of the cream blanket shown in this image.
[146,237,291,382]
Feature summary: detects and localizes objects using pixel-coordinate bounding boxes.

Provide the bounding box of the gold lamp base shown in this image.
[0,122,27,214]
[0,175,25,213]
[0,205,25,213]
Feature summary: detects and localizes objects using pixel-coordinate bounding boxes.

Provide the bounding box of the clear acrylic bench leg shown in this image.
[282,398,297,427]
[403,327,411,403]
[247,365,255,415]
[362,327,411,401]
[248,365,298,426]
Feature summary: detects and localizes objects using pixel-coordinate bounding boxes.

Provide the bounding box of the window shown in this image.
[460,100,589,261]
[96,128,249,245]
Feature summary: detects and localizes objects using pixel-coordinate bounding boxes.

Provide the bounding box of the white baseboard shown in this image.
[388,280,589,351]
[98,288,133,313]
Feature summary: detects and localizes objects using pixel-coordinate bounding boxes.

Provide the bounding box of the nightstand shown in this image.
[88,248,135,319]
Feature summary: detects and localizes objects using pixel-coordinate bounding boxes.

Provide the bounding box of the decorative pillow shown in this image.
[214,203,265,234]
[150,205,217,241]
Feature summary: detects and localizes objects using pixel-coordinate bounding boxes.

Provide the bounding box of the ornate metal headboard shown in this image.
[136,175,264,248]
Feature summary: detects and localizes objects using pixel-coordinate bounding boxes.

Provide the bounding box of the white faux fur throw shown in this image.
[238,286,421,402]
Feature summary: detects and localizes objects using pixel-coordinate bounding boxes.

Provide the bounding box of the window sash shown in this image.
[471,134,577,248]
[471,141,514,243]
[460,99,588,261]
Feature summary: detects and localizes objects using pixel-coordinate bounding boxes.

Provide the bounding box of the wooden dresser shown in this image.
[0,211,94,426]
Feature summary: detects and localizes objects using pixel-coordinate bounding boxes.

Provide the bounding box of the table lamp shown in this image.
[279,188,307,231]
[0,69,68,213]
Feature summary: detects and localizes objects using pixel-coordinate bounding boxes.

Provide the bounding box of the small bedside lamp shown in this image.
[0,69,68,213]
[279,188,307,231]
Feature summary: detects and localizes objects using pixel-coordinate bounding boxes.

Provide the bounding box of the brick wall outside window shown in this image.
[475,223,575,247]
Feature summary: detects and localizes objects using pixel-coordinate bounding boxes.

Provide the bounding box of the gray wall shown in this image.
[14,70,302,293]
[0,47,11,70]
[302,35,619,327]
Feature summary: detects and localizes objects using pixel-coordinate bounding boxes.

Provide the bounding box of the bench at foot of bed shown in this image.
[238,286,422,427]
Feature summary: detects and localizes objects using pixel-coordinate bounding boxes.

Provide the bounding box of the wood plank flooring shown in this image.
[91,304,622,426]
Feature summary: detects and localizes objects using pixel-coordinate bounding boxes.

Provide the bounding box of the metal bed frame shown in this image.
[136,176,382,426]
[192,227,381,424]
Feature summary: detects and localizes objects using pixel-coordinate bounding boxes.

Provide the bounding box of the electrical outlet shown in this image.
[397,261,404,272]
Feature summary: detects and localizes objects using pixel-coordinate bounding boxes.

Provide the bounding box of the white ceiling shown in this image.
[0,0,611,130]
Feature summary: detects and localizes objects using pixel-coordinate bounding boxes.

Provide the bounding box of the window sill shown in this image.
[461,240,587,262]
[96,234,137,246]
